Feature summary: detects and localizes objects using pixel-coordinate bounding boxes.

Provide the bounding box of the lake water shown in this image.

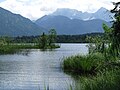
[0,43,88,90]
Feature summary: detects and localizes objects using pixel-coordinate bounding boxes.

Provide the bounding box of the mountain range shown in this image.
[0,7,44,36]
[35,7,112,35]
[0,7,112,36]
[35,15,110,35]
[51,7,114,22]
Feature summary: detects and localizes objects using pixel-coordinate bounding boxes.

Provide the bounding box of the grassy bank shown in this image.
[0,44,60,54]
[62,53,120,90]
[63,53,106,75]
[39,44,60,50]
[75,68,120,90]
[0,44,37,54]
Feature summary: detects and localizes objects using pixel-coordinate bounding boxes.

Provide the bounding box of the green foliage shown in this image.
[0,44,38,54]
[0,36,12,46]
[75,68,120,90]
[109,2,120,57]
[86,8,120,59]
[39,29,59,49]
[0,29,59,54]
[39,32,48,49]
[48,29,57,46]
[63,53,105,75]
[0,37,6,46]
[12,33,103,43]
[64,52,120,90]
[63,2,120,90]
[86,35,106,54]
[102,23,120,59]
[103,23,112,34]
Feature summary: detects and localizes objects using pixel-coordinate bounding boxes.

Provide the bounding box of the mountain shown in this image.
[92,7,114,22]
[51,8,92,20]
[51,7,114,22]
[0,7,44,36]
[35,15,111,35]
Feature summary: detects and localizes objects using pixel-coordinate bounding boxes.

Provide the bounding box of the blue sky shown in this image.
[0,0,5,3]
[0,0,119,20]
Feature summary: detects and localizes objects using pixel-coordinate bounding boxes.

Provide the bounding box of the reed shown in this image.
[74,68,120,90]
[63,53,105,75]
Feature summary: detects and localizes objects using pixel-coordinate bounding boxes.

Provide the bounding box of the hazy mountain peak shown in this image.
[98,7,108,11]
[51,7,113,21]
[93,7,114,22]
[52,8,83,19]
[95,7,109,14]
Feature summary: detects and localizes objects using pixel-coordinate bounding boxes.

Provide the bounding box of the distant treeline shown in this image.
[12,33,104,43]
[57,33,104,43]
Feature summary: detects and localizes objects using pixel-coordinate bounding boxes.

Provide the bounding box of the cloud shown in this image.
[40,7,54,11]
[0,0,119,20]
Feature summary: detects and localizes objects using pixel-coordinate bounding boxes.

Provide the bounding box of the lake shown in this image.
[0,43,88,90]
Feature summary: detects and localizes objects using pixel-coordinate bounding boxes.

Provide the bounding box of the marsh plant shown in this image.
[74,68,120,90]
[63,53,105,75]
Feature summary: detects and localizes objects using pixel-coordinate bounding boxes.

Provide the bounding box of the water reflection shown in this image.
[0,43,88,90]
[16,49,31,56]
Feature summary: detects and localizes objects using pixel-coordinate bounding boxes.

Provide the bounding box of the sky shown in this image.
[0,0,119,20]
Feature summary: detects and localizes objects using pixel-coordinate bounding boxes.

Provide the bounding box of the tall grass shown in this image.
[63,52,120,90]
[75,68,120,90]
[0,43,60,54]
[0,44,38,54]
[63,53,105,75]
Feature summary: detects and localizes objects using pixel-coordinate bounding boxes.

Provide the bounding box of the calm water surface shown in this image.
[0,43,88,90]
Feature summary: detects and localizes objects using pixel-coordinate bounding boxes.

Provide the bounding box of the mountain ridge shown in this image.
[51,7,114,22]
[35,15,111,35]
[0,7,45,36]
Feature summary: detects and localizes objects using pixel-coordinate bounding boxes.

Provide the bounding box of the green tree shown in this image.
[0,36,9,46]
[4,36,12,45]
[0,38,5,46]
[87,2,120,60]
[86,35,106,54]
[48,29,57,46]
[87,2,120,59]
[39,32,47,49]
[109,2,120,57]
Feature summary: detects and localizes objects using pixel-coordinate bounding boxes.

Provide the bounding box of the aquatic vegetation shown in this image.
[0,44,60,54]
[0,44,38,54]
[75,68,120,90]
[63,53,105,75]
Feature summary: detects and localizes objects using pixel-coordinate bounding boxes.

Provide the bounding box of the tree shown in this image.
[86,1,120,59]
[39,32,47,49]
[4,36,12,45]
[0,36,10,46]
[0,38,6,46]
[98,2,120,59]
[48,29,57,46]
[86,35,106,54]
[110,2,120,57]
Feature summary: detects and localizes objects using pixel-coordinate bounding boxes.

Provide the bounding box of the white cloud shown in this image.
[0,0,119,20]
